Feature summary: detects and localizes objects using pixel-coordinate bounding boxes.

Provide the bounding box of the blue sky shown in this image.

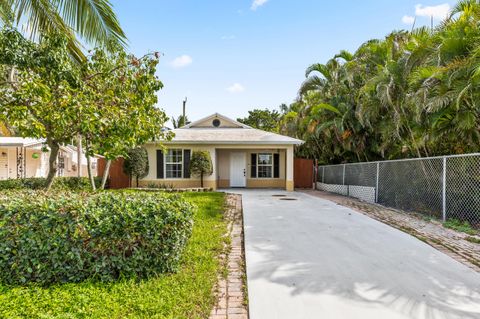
[112,0,456,125]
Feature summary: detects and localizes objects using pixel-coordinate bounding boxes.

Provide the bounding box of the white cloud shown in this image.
[402,15,415,24]
[171,55,192,68]
[415,3,450,19]
[251,0,268,11]
[227,83,245,93]
[221,35,236,40]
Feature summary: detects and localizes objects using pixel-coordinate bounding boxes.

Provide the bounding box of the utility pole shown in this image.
[182,97,187,127]
[183,97,187,119]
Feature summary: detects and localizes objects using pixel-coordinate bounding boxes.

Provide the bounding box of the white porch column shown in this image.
[286,145,294,191]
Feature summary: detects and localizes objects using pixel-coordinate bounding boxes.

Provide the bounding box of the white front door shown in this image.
[230,152,246,187]
[0,149,8,180]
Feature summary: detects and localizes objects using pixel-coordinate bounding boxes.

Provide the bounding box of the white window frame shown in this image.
[165,149,183,179]
[257,153,273,179]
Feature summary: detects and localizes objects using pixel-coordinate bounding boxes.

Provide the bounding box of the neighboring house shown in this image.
[142,113,303,191]
[0,137,98,180]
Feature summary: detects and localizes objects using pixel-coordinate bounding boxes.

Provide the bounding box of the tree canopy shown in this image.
[0,28,170,190]
[237,109,280,132]
[267,0,480,164]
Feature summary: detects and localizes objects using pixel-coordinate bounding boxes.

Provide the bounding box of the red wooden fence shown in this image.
[294,158,314,189]
[97,158,130,189]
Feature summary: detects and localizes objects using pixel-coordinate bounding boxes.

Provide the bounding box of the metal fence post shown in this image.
[442,156,447,222]
[322,166,325,183]
[342,164,346,185]
[375,162,379,203]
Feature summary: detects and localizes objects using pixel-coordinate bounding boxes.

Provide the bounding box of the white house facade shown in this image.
[141,113,303,191]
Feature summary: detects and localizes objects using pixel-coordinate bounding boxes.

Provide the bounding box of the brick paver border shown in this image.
[210,194,249,319]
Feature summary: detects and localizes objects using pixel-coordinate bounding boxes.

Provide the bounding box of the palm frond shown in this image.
[7,0,126,61]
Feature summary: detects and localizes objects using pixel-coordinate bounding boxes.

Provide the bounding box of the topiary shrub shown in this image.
[0,190,194,285]
[190,151,213,188]
[123,147,149,187]
[0,177,102,191]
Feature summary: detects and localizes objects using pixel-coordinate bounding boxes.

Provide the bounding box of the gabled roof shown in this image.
[182,113,251,129]
[158,113,303,145]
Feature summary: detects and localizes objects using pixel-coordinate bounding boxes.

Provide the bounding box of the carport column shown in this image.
[286,146,294,191]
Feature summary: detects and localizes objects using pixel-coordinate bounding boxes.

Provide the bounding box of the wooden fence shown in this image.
[294,158,314,189]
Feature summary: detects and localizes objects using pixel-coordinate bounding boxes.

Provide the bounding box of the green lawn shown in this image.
[0,192,227,319]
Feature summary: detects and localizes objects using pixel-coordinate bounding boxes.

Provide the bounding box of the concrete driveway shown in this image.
[233,189,480,319]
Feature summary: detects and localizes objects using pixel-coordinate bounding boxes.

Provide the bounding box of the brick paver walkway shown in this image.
[210,194,249,319]
[302,190,480,272]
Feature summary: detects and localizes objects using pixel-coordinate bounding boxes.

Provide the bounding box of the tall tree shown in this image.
[0,29,81,189]
[0,29,170,190]
[274,0,480,163]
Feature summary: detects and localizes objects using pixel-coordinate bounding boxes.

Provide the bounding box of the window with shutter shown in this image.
[257,153,273,178]
[251,153,257,178]
[183,149,191,178]
[273,153,280,178]
[165,149,183,178]
[156,150,164,179]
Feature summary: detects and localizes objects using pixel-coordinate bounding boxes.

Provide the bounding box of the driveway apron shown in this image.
[233,189,480,319]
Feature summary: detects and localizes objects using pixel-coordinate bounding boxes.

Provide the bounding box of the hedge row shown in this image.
[0,177,103,190]
[0,190,194,285]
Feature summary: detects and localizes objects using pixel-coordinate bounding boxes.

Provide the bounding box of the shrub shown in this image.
[0,177,102,191]
[190,151,213,187]
[0,190,194,285]
[123,147,149,187]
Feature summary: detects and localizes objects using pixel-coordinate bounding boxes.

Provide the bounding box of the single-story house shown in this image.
[0,137,98,179]
[141,113,303,191]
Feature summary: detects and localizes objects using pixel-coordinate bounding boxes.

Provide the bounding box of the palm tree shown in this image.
[0,0,126,61]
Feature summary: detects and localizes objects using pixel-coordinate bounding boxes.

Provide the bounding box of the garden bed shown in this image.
[0,191,228,318]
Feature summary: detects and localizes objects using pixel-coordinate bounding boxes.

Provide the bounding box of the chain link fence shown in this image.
[317,154,480,227]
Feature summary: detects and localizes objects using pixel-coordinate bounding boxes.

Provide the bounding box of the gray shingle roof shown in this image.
[162,127,303,145]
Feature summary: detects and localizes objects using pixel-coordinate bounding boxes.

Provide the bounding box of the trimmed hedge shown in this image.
[0,177,103,191]
[0,190,194,285]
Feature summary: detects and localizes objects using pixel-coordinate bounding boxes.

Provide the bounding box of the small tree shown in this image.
[81,45,172,190]
[123,147,149,187]
[190,151,213,188]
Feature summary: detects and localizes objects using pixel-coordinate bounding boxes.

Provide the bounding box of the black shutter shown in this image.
[156,150,164,179]
[183,149,191,178]
[251,153,257,178]
[273,153,280,178]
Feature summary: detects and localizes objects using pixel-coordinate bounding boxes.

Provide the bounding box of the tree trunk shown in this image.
[77,134,82,177]
[85,140,96,191]
[136,175,139,187]
[100,159,112,190]
[45,140,60,191]
[8,66,16,83]
[200,172,204,188]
